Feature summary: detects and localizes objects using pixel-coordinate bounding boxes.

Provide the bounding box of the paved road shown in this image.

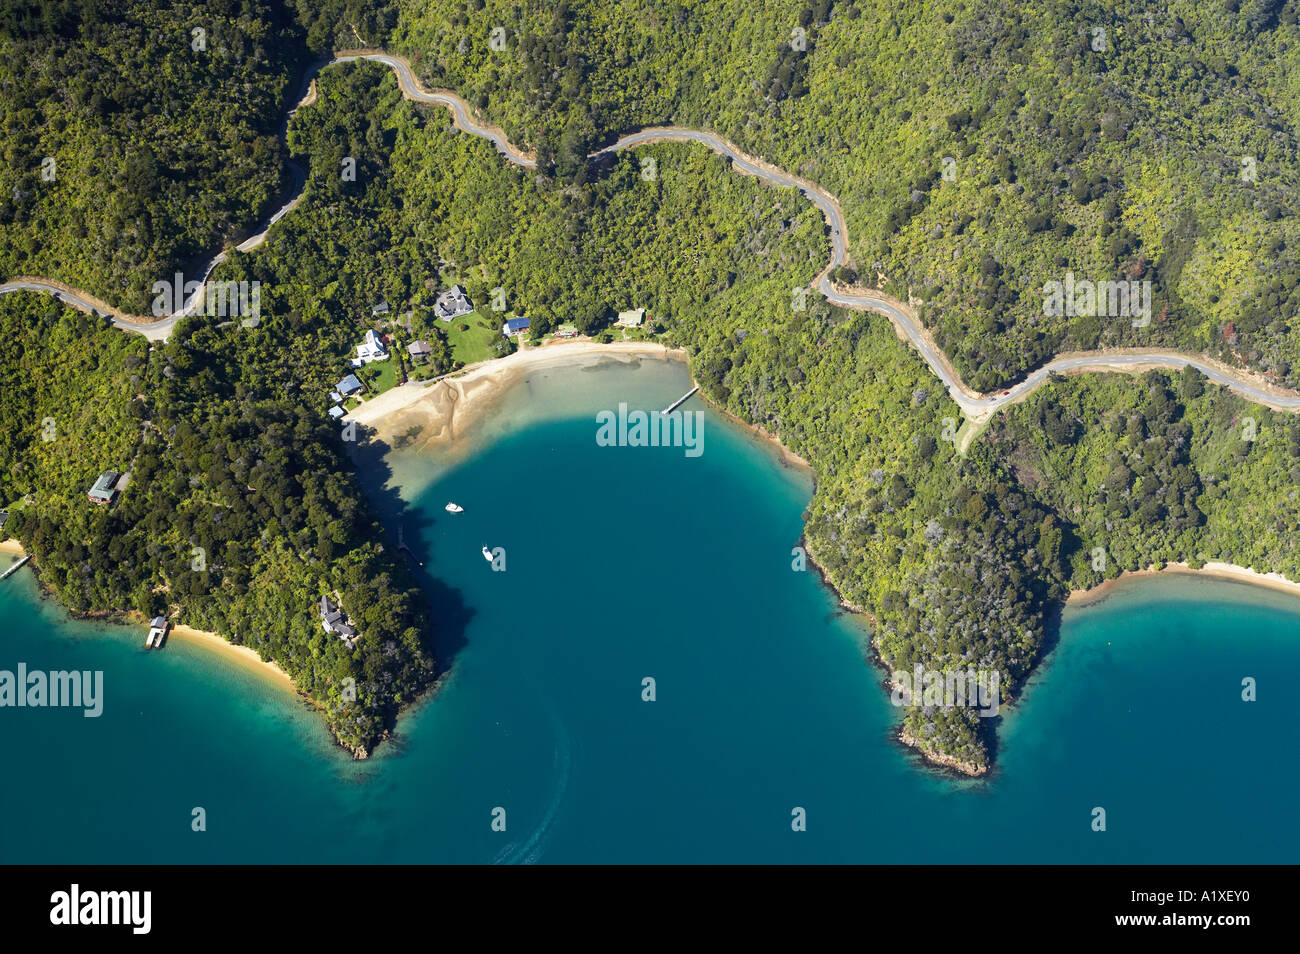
[5,49,1299,418]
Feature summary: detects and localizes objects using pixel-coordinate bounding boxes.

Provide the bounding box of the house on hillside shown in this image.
[318,594,360,647]
[502,316,530,337]
[371,301,390,317]
[435,285,473,322]
[615,307,645,328]
[87,471,120,505]
[356,329,388,364]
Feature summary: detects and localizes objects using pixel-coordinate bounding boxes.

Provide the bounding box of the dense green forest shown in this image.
[12,1,1300,395]
[0,0,314,312]
[0,292,435,757]
[2,2,1299,769]
[389,0,1300,392]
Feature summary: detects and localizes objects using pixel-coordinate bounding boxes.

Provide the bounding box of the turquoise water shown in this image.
[1,354,1297,863]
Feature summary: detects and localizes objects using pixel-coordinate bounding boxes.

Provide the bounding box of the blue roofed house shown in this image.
[503,316,530,337]
[337,373,364,397]
[328,406,346,420]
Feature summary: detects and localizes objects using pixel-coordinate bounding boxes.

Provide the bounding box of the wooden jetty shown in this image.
[1,555,31,580]
[662,385,699,415]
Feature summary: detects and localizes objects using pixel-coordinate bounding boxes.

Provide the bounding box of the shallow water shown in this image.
[1,356,1296,863]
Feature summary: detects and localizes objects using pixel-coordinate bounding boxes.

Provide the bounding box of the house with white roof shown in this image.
[356,329,388,364]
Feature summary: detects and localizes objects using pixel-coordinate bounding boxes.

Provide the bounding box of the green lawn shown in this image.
[358,357,399,395]
[440,309,506,365]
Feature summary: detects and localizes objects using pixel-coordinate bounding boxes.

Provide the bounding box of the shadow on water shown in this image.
[347,425,471,681]
[982,590,1071,772]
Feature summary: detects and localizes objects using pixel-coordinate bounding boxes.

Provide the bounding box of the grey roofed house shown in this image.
[336,373,364,396]
[87,470,120,504]
[150,616,167,628]
[434,285,473,321]
[407,339,433,359]
[328,406,346,420]
[319,595,344,630]
[0,510,7,529]
[329,390,344,403]
[371,301,390,316]
[319,594,360,644]
[615,307,645,327]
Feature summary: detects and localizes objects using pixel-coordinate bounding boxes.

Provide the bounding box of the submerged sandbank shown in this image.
[1068,561,1300,608]
[348,338,814,475]
[346,340,688,455]
[164,625,298,694]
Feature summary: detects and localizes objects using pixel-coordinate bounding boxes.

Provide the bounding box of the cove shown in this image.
[0,355,1297,863]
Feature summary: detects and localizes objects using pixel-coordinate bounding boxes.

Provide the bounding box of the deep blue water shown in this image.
[1,355,1297,863]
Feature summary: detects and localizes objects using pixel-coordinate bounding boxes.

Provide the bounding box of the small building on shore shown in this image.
[502,316,530,338]
[145,616,169,649]
[615,307,645,328]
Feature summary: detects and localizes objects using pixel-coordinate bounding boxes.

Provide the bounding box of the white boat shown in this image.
[481,546,494,562]
[445,502,464,513]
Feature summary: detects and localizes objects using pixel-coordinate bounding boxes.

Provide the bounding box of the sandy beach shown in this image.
[345,336,821,476]
[0,538,27,556]
[1068,561,1300,607]
[166,624,298,693]
[346,339,689,453]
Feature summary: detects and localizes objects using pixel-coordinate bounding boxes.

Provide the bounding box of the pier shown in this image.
[1,555,30,579]
[662,385,699,415]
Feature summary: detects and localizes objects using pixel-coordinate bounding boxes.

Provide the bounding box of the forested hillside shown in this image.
[0,0,317,311]
[0,292,435,757]
[391,0,1300,391]
[3,2,1300,771]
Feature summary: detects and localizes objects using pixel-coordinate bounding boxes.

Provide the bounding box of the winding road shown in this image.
[3,49,1298,419]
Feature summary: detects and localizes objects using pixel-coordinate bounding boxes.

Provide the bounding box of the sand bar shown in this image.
[346,339,688,453]
[167,624,298,693]
[1068,561,1300,607]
